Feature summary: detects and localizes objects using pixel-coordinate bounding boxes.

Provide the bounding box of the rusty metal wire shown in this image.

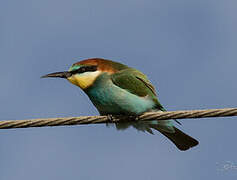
[0,108,237,129]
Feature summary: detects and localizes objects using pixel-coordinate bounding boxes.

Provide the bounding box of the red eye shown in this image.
[80,67,86,72]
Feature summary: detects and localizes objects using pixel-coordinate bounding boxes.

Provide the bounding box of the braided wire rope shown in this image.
[0,108,237,129]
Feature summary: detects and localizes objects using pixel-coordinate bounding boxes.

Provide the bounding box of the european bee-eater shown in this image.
[42,58,198,151]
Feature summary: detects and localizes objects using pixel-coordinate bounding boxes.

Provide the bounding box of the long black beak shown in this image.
[41,71,72,79]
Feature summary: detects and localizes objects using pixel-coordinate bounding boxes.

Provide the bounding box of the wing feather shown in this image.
[111,68,164,110]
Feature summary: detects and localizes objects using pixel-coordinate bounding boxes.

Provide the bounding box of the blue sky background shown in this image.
[1,0,237,179]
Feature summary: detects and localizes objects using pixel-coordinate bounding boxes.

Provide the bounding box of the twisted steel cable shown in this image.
[0,108,237,129]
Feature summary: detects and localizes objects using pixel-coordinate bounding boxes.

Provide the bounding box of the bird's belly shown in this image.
[87,83,156,115]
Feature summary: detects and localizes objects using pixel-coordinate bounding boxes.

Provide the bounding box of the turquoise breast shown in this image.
[85,74,156,115]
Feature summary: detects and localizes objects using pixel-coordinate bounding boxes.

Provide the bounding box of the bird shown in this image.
[42,58,198,151]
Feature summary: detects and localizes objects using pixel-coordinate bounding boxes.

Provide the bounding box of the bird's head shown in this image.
[41,58,128,89]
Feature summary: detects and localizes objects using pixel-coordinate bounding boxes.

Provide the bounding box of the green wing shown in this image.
[111,68,165,111]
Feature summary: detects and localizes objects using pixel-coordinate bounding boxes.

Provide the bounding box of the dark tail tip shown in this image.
[162,127,199,151]
[150,125,199,151]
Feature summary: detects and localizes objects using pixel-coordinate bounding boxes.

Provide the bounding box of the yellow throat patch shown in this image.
[67,71,101,89]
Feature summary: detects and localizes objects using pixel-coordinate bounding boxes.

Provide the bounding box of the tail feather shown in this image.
[150,125,199,151]
[115,121,198,151]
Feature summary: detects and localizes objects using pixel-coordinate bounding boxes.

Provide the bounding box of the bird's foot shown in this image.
[106,114,139,125]
[134,116,139,121]
[106,114,114,127]
[107,114,114,122]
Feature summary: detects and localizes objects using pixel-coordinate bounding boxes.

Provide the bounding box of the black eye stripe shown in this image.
[84,66,97,72]
[71,65,97,74]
